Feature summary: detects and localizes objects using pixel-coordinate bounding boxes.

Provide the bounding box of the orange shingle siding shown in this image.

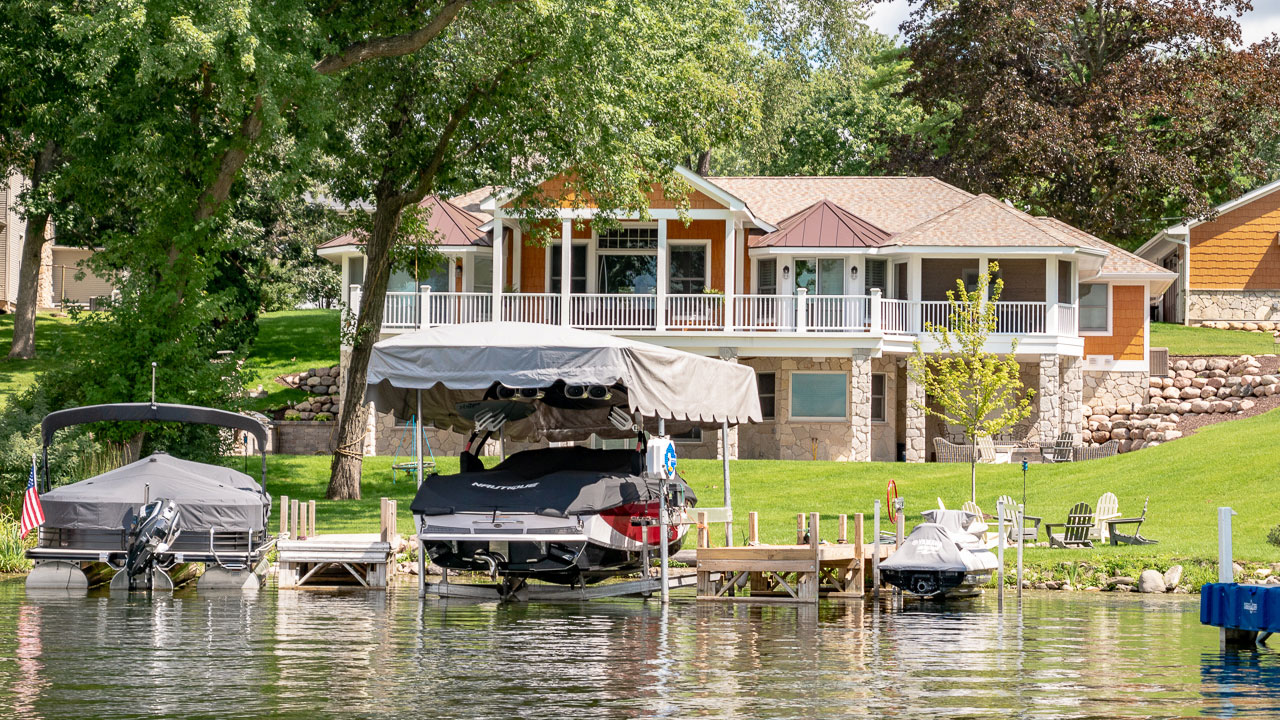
[1083,285,1145,361]
[1189,188,1280,289]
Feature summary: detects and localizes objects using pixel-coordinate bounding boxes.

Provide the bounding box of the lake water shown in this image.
[1,580,1278,719]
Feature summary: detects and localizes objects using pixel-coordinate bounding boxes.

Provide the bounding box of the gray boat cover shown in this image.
[365,322,761,442]
[879,523,970,573]
[40,454,269,532]
[410,447,695,517]
[919,509,983,544]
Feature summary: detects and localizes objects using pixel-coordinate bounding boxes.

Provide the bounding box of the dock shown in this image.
[695,511,895,603]
[275,496,400,589]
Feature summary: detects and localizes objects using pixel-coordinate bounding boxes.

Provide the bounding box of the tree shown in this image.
[891,0,1280,248]
[907,263,1034,503]
[323,0,758,499]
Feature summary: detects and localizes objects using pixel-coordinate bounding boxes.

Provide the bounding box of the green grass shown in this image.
[0,313,82,408]
[241,310,340,411]
[258,407,1280,589]
[1150,321,1279,356]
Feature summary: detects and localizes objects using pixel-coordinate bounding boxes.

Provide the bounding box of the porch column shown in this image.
[1059,355,1083,440]
[656,218,668,331]
[1037,353,1061,443]
[1046,257,1059,335]
[723,217,736,330]
[491,210,505,321]
[559,218,572,326]
[850,350,873,462]
[904,361,926,463]
[511,222,522,292]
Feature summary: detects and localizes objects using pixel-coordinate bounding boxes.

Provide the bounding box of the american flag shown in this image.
[20,455,44,538]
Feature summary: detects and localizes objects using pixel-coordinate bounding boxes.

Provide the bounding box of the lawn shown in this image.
[1150,321,1279,356]
[258,405,1280,589]
[0,309,339,412]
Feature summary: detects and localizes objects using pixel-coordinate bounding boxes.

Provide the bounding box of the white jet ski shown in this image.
[880,509,999,598]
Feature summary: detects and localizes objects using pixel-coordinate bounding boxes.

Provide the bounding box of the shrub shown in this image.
[314,412,333,421]
[0,510,33,574]
[284,410,302,421]
[1268,524,1280,549]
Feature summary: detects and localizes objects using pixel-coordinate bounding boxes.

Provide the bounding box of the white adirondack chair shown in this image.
[1092,492,1121,541]
[977,435,1011,464]
[937,497,947,510]
[997,495,1042,543]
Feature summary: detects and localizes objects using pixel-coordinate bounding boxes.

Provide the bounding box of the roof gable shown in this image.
[1033,217,1172,277]
[750,199,892,249]
[318,194,491,250]
[887,194,1072,248]
[706,176,974,232]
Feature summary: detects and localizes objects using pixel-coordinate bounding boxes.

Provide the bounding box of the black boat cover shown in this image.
[40,453,270,532]
[879,523,969,573]
[411,447,695,517]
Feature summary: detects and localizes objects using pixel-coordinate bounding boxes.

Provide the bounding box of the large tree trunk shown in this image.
[327,201,403,500]
[8,142,60,360]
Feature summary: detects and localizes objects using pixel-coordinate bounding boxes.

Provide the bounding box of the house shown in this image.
[1,173,115,312]
[1138,178,1280,325]
[319,169,1175,462]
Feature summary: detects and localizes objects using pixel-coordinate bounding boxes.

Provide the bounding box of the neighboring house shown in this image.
[1,173,115,312]
[321,168,1175,462]
[1138,178,1280,325]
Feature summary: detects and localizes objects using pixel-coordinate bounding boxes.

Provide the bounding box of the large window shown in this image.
[1079,283,1109,332]
[757,372,776,420]
[473,255,492,293]
[790,372,847,420]
[550,244,587,293]
[596,227,658,294]
[669,244,708,293]
[871,373,886,422]
[794,258,844,295]
[865,258,887,295]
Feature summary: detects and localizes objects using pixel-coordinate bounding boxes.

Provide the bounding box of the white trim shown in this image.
[788,370,850,422]
[1077,281,1112,336]
[746,245,1106,259]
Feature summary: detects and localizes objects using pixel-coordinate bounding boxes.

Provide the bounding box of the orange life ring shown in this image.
[886,479,900,524]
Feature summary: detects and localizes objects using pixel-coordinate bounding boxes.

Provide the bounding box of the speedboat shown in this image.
[415,445,695,590]
[880,509,998,599]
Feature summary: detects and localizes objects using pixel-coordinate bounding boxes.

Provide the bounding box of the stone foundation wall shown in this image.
[870,356,898,462]
[1187,289,1280,322]
[738,357,857,461]
[1083,370,1147,408]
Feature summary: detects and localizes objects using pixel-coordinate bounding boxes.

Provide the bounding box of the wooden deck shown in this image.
[275,496,399,589]
[696,511,896,603]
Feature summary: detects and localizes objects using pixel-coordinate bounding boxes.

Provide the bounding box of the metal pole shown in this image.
[1017,503,1024,599]
[873,500,881,599]
[150,362,157,407]
[894,497,905,598]
[658,472,669,604]
[997,500,1005,611]
[416,389,426,597]
[721,420,733,547]
[1218,507,1236,583]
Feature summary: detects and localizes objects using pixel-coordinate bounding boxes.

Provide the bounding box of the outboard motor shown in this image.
[115,498,182,591]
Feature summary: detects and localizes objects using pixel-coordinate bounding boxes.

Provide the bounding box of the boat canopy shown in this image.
[366,322,762,442]
[40,453,270,532]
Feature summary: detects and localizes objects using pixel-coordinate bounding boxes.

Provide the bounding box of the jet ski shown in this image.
[880,509,999,599]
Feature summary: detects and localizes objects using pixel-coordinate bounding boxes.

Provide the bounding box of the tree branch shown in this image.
[313,0,474,76]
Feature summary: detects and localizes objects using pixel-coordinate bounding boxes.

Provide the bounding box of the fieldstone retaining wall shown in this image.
[280,365,343,420]
[1083,369,1147,408]
[1187,289,1280,322]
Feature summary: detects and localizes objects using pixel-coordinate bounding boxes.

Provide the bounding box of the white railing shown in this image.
[666,294,724,331]
[1056,304,1077,335]
[501,293,561,325]
[881,299,1055,335]
[384,291,420,328]
[570,293,656,330]
[423,291,492,325]
[880,298,913,334]
[734,295,795,331]
[994,301,1046,334]
[806,295,871,332]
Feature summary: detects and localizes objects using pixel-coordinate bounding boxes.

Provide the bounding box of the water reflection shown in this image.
[1,580,1278,719]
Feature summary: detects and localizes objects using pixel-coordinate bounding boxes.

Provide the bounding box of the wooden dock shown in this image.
[696,511,894,603]
[275,496,400,589]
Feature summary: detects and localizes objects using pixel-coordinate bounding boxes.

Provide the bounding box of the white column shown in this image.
[491,211,505,319]
[723,217,736,331]
[870,288,882,333]
[795,287,808,332]
[656,218,668,331]
[419,284,431,327]
[511,222,522,292]
[560,218,572,326]
[1046,257,1059,335]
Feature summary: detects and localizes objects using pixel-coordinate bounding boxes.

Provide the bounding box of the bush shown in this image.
[314,412,333,421]
[1268,524,1280,549]
[0,510,34,574]
[0,387,107,503]
[284,410,302,421]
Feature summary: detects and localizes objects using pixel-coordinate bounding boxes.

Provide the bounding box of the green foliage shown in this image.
[314,412,332,421]
[0,509,34,574]
[284,410,302,421]
[1150,322,1280,357]
[0,387,113,502]
[1268,524,1280,549]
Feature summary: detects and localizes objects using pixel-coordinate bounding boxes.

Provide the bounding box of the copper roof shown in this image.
[707,176,974,232]
[318,194,491,250]
[750,199,893,248]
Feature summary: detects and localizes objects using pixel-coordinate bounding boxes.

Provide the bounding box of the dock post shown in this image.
[1218,506,1239,651]
[838,514,848,544]
[996,499,1005,611]
[291,499,301,540]
[279,495,289,539]
[308,501,316,538]
[748,511,759,545]
[697,510,709,549]
[853,513,865,592]
[873,500,881,598]
[800,512,820,602]
[696,510,710,597]
[797,513,806,544]
[1016,503,1024,599]
[894,499,904,597]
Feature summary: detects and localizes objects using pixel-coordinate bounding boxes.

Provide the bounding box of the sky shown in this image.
[866,1,1280,47]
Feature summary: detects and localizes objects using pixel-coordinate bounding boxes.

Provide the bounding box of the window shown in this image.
[865,259,887,294]
[669,245,707,294]
[671,427,703,443]
[473,255,493,293]
[757,259,777,295]
[348,256,364,286]
[1058,260,1072,304]
[794,258,844,295]
[597,226,658,249]
[790,372,847,420]
[388,268,418,293]
[550,244,587,293]
[871,373,886,422]
[1079,283,1109,332]
[757,372,776,420]
[597,254,657,294]
[420,262,449,293]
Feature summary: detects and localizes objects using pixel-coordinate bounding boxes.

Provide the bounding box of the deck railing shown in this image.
[352,285,1077,339]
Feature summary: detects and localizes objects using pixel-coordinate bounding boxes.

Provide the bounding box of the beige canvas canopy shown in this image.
[365,322,761,442]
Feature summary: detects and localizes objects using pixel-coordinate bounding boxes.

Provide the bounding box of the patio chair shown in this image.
[962,500,985,519]
[1041,432,1077,463]
[1091,492,1121,542]
[977,435,1011,464]
[932,437,975,463]
[1045,502,1095,549]
[937,497,947,510]
[1075,440,1120,461]
[1106,498,1158,546]
[996,495,1041,543]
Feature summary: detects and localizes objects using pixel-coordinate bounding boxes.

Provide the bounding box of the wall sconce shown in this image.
[849,265,859,281]
[782,265,791,281]
[455,263,464,279]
